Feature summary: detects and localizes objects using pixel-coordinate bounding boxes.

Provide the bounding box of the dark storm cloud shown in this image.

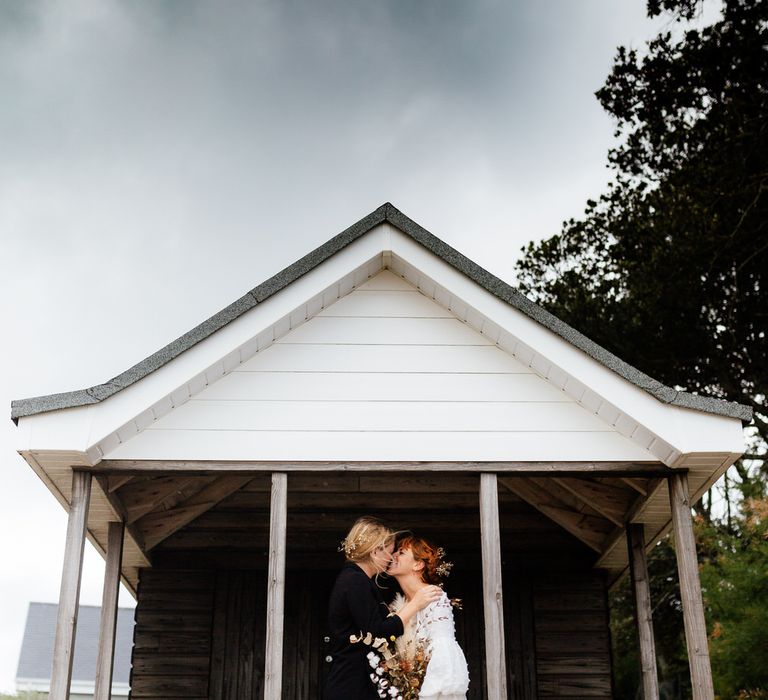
[0,0,653,271]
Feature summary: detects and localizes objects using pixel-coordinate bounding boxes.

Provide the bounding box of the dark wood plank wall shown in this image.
[129,568,612,699]
[130,569,215,699]
[532,575,613,699]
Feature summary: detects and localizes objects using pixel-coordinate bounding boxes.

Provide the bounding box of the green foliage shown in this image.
[699,499,768,698]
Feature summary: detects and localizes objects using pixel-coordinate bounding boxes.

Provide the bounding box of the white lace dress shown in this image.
[415,592,469,700]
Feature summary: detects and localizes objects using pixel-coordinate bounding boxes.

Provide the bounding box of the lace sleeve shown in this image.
[420,593,456,641]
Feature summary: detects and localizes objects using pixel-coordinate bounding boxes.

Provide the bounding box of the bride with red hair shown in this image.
[388,535,470,700]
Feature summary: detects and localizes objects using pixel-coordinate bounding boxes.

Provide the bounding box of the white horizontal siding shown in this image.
[238,344,531,373]
[197,372,569,402]
[278,316,493,346]
[104,271,656,461]
[106,430,652,461]
[152,400,609,431]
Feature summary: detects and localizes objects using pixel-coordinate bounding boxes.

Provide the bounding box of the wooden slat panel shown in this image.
[275,316,494,345]
[129,675,208,697]
[196,372,566,402]
[132,630,211,655]
[105,430,652,462]
[237,342,533,373]
[130,569,214,699]
[131,654,210,675]
[208,571,268,700]
[152,400,607,432]
[537,674,612,696]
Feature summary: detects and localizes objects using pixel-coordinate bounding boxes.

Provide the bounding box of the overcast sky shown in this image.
[0,0,724,692]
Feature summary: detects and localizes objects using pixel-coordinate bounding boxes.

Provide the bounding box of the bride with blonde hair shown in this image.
[387,534,470,700]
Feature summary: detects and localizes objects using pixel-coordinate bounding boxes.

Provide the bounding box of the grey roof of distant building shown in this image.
[16,602,133,684]
[10,202,752,424]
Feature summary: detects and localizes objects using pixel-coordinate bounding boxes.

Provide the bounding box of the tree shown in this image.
[699,498,768,698]
[515,0,768,477]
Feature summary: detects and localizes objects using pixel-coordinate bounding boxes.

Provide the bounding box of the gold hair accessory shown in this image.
[338,533,366,557]
[434,547,454,578]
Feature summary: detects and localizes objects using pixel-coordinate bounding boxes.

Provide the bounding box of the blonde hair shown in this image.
[339,516,395,563]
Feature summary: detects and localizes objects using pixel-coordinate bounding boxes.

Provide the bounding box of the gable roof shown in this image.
[16,602,133,685]
[10,202,752,424]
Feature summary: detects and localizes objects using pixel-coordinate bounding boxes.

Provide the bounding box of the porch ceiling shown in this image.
[95,468,671,591]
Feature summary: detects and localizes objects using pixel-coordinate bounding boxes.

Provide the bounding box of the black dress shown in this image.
[323,562,404,700]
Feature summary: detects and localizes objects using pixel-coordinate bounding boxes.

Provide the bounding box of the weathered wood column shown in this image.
[626,523,660,700]
[668,472,714,700]
[94,521,125,700]
[50,470,92,700]
[480,473,508,699]
[264,472,288,700]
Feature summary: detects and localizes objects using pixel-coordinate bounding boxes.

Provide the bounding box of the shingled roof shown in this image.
[10,203,752,424]
[16,602,133,686]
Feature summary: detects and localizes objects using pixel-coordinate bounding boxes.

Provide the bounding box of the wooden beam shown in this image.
[480,473,508,700]
[552,476,635,527]
[94,522,125,700]
[118,476,202,524]
[596,478,665,572]
[95,460,670,476]
[137,476,253,551]
[621,476,650,496]
[106,475,134,493]
[50,471,92,700]
[264,473,288,700]
[668,472,714,699]
[627,523,660,700]
[499,477,611,552]
[94,476,150,558]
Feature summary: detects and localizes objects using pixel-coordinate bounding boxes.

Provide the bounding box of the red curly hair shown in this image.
[396,534,445,585]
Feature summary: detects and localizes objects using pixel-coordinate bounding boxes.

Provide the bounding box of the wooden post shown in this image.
[264,472,288,700]
[50,470,92,700]
[627,523,660,700]
[480,473,508,700]
[668,472,714,700]
[94,521,125,700]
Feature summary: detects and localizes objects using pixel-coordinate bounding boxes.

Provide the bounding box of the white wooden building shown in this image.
[12,203,750,699]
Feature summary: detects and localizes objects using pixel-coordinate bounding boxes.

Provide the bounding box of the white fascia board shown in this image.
[387,226,746,461]
[16,405,94,457]
[17,227,389,459]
